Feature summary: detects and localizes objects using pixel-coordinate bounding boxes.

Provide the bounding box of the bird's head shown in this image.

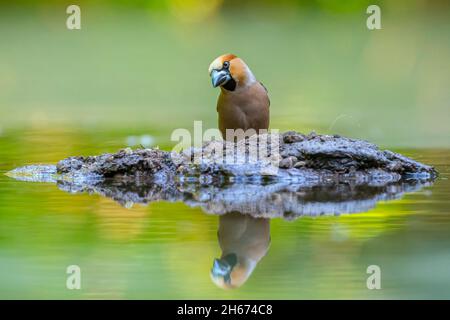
[208,54,256,91]
[210,253,256,289]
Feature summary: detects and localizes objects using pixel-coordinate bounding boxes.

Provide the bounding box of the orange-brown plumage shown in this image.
[208,54,270,140]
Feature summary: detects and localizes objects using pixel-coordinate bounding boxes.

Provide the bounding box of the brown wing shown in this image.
[259,82,270,107]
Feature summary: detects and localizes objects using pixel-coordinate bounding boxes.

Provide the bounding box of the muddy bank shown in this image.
[54,131,437,182]
[6,131,437,218]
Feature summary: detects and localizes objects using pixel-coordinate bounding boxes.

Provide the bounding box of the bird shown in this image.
[208,54,270,140]
[210,213,271,289]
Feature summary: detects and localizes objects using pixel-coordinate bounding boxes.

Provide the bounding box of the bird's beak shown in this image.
[211,258,231,277]
[211,253,237,277]
[211,69,231,88]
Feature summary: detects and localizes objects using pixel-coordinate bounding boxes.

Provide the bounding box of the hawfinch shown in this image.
[208,54,270,139]
[210,213,271,289]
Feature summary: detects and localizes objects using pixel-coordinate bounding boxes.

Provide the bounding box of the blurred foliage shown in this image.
[1,1,449,147]
[6,0,450,11]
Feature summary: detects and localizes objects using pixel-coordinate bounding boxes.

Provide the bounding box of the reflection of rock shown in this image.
[6,163,434,218]
[5,165,57,183]
[187,180,432,218]
[211,213,270,289]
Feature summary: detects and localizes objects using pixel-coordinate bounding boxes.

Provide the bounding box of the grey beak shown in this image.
[212,258,231,277]
[211,69,231,88]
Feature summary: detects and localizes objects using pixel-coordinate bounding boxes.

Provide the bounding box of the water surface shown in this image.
[0,129,449,299]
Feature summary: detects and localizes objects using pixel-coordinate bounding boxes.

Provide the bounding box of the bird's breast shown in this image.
[217,83,270,137]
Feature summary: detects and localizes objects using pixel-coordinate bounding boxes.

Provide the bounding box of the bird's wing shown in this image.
[259,81,270,107]
[259,81,268,93]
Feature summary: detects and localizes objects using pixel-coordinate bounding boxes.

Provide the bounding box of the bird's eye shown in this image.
[223,61,230,69]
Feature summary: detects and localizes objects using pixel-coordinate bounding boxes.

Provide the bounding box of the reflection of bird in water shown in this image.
[211,212,270,289]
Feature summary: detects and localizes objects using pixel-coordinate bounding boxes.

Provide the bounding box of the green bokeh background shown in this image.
[1,0,449,148]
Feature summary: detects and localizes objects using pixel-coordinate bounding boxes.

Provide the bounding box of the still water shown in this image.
[0,129,449,299]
